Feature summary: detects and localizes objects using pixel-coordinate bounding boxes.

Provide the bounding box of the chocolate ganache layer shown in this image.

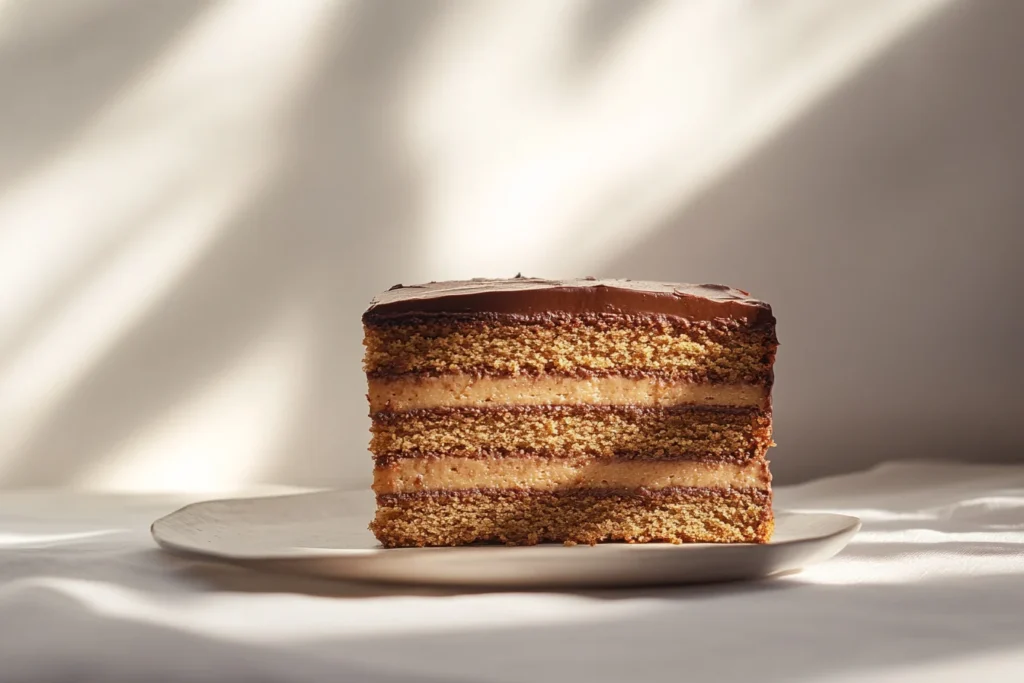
[363,277,776,329]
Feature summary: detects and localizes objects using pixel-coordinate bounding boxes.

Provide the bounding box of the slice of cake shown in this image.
[363,277,778,547]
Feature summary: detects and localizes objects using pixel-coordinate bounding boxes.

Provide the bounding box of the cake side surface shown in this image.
[363,277,777,548]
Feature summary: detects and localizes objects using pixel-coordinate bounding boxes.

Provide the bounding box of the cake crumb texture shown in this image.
[371,405,772,460]
[370,488,774,547]
[364,314,776,383]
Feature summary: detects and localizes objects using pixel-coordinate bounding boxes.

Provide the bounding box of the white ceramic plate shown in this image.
[152,490,859,588]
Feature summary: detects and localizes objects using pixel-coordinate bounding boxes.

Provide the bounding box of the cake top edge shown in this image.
[364,277,773,325]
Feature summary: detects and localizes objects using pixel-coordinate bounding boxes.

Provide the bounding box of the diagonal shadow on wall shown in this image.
[1,1,443,487]
[0,0,210,189]
[596,0,1024,483]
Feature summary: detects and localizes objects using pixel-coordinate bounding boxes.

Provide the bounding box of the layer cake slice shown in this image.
[363,277,778,547]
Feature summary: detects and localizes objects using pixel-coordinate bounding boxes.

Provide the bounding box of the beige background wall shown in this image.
[0,0,1020,491]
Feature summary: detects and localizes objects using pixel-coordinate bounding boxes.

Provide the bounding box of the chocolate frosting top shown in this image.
[364,277,774,327]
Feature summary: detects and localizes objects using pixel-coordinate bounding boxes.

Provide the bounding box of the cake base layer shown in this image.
[370,488,773,547]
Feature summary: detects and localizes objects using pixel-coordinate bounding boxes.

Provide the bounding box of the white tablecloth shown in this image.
[1,461,1022,683]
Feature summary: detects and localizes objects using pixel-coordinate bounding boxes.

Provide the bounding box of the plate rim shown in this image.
[150,491,861,562]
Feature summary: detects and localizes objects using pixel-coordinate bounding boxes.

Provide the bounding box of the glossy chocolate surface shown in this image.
[364,277,774,326]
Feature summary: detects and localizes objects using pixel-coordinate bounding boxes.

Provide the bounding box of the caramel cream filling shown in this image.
[372,457,770,495]
[368,374,767,412]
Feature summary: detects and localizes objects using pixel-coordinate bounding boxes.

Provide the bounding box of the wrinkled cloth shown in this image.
[1,461,1022,683]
